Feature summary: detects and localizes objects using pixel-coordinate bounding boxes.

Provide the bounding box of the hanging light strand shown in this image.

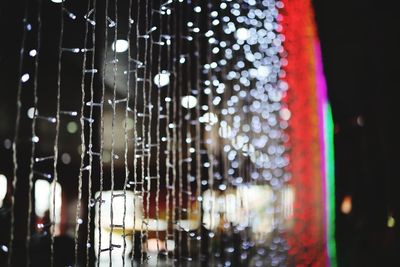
[75,0,92,264]
[139,0,149,261]
[205,0,214,257]
[122,0,134,264]
[145,0,154,256]
[170,0,178,259]
[51,0,65,266]
[193,0,202,257]
[154,0,164,254]
[164,1,172,254]
[97,0,110,263]
[131,0,140,262]
[184,0,193,258]
[176,0,184,259]
[9,0,31,264]
[26,2,42,267]
[109,0,119,263]
[86,0,97,265]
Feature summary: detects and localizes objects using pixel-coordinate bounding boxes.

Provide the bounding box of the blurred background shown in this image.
[314,0,400,266]
[1,0,400,266]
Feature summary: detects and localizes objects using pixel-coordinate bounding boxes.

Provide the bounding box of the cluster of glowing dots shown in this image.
[195,0,292,264]
[202,0,290,190]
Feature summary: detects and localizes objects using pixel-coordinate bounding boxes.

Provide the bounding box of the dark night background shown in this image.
[1,0,400,266]
[314,0,400,266]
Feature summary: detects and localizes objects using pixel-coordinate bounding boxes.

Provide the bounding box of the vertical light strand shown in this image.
[86,0,97,265]
[131,0,140,262]
[176,0,184,259]
[139,0,149,261]
[9,0,30,264]
[109,0,118,264]
[26,1,42,266]
[216,2,235,262]
[145,0,154,256]
[98,0,109,264]
[184,1,192,259]
[76,0,92,264]
[154,0,164,254]
[170,0,177,259]
[205,0,215,258]
[215,2,227,247]
[164,2,172,254]
[215,2,232,256]
[51,0,65,265]
[122,0,133,265]
[193,0,202,256]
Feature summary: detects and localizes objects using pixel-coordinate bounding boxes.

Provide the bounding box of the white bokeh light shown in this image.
[181,95,197,109]
[257,65,271,78]
[154,71,170,88]
[29,49,37,57]
[199,112,218,125]
[218,121,232,138]
[0,174,7,207]
[27,107,37,119]
[34,180,51,217]
[21,73,30,83]
[235,28,250,41]
[111,39,129,53]
[50,182,62,224]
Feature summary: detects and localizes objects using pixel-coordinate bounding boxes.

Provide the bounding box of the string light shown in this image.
[154,71,170,87]
[130,0,140,262]
[21,73,30,83]
[138,0,149,260]
[111,39,129,53]
[109,0,119,262]
[98,0,110,263]
[7,0,331,265]
[181,95,197,109]
[122,0,134,264]
[86,0,97,265]
[145,0,155,257]
[75,0,91,265]
[155,0,164,253]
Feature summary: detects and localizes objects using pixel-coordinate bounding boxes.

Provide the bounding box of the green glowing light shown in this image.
[388,215,395,228]
[67,121,78,134]
[325,103,337,267]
